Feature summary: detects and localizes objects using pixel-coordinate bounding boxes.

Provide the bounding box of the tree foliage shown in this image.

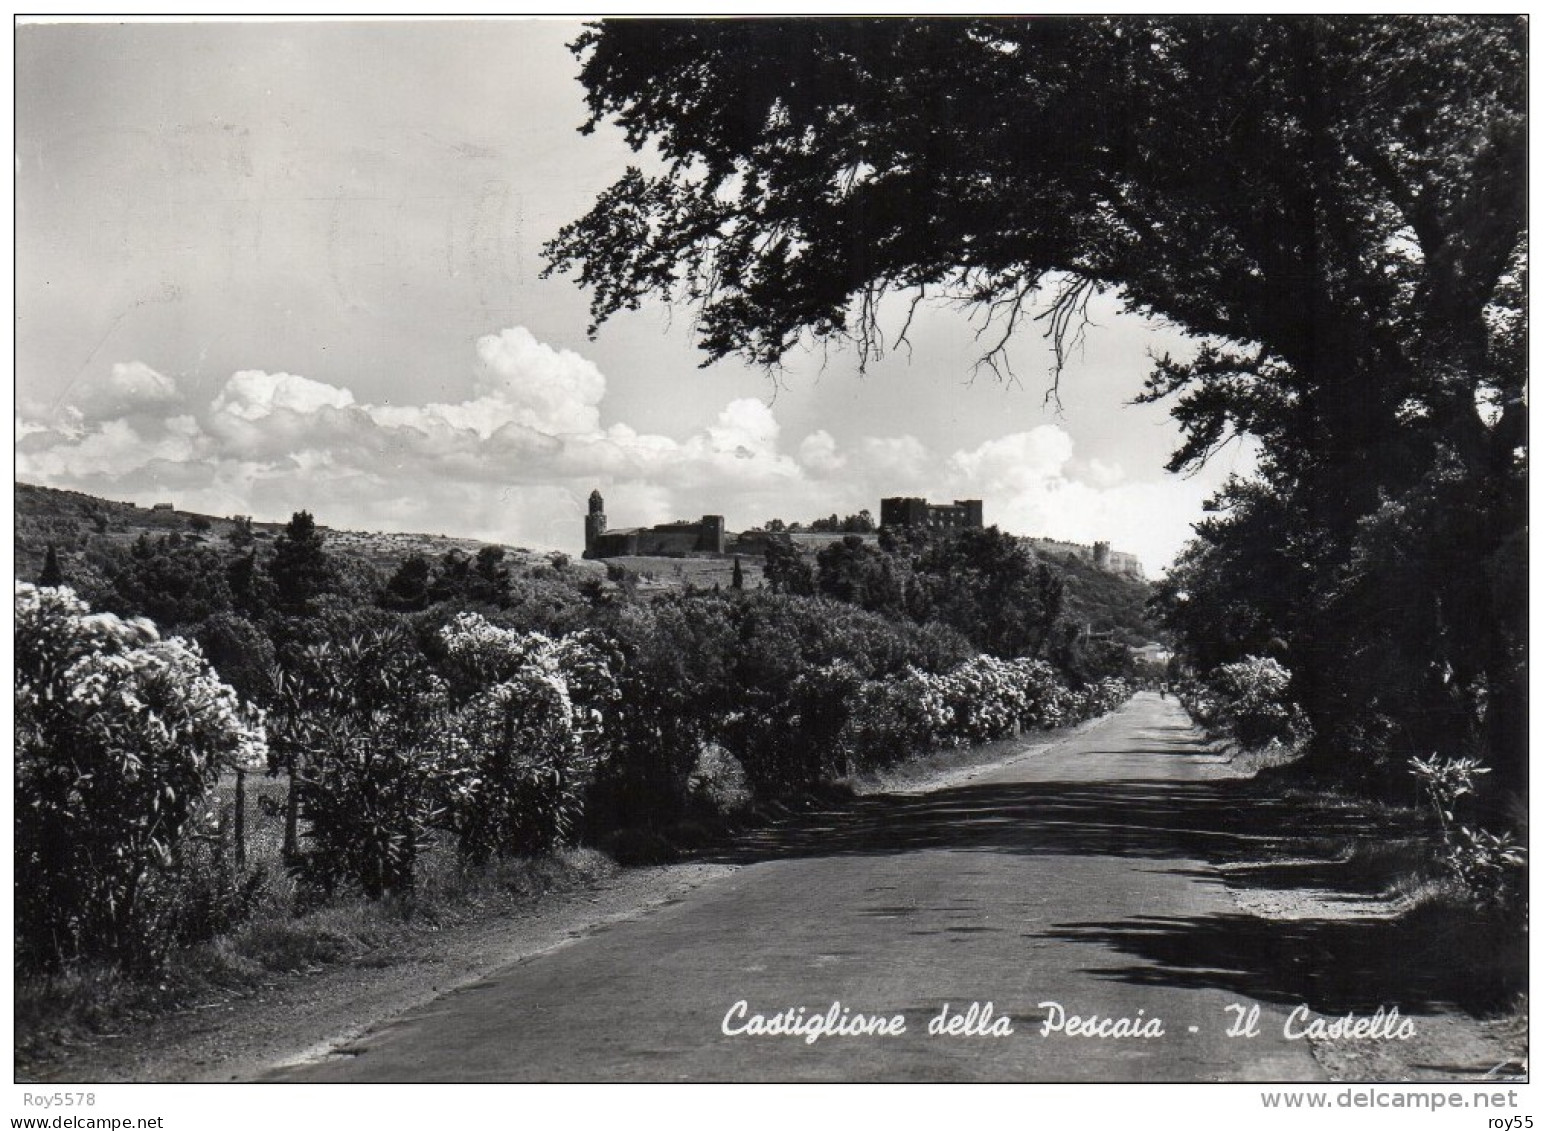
[904,527,1064,660]
[93,534,236,630]
[808,510,876,533]
[761,538,815,595]
[815,535,903,617]
[268,510,337,612]
[548,17,1525,791]
[546,19,1513,380]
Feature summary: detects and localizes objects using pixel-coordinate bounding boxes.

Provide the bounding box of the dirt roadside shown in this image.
[1227,877,1526,1083]
[18,862,735,1083]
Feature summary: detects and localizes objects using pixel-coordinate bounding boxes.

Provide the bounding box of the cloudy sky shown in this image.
[15,18,1253,573]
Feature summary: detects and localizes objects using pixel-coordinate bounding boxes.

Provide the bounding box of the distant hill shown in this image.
[12,482,588,586]
[13,481,773,600]
[14,482,1152,641]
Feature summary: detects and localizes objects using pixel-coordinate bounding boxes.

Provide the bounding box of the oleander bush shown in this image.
[436,614,619,864]
[831,656,1130,778]
[15,582,266,972]
[1181,655,1310,753]
[273,631,444,899]
[583,594,738,831]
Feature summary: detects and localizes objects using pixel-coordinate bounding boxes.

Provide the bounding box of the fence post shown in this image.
[234,768,247,870]
[284,759,300,863]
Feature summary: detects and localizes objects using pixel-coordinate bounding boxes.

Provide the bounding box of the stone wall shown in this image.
[1022,536,1144,580]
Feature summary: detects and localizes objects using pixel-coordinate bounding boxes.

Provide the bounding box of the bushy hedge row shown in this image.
[589,592,1129,809]
[15,583,1133,971]
[798,658,1130,783]
[16,586,620,965]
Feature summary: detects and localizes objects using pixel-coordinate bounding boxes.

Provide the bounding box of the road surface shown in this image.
[269,693,1330,1082]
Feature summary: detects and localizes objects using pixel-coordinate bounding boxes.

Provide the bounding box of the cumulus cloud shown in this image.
[16,326,1214,571]
[212,370,356,420]
[30,360,188,429]
[853,435,932,483]
[15,329,816,550]
[1085,458,1127,488]
[474,326,605,435]
[940,428,1212,573]
[366,326,606,440]
[704,397,780,460]
[947,426,1073,493]
[798,430,846,475]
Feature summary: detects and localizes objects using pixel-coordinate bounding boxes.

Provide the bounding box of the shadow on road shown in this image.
[1042,909,1522,1015]
[703,753,1522,1015]
[707,777,1386,866]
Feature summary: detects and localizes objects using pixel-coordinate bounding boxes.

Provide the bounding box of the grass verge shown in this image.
[15,847,619,1071]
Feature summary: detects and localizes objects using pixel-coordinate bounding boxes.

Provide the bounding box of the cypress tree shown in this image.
[38,544,64,588]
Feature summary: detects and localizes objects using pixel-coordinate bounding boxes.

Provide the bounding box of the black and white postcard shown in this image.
[12,14,1528,1123]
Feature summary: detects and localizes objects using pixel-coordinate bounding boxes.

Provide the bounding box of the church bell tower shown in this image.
[584,489,607,558]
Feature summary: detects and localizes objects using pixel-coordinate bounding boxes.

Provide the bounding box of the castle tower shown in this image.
[881,497,930,528]
[698,515,726,554]
[584,489,607,558]
[1093,541,1111,570]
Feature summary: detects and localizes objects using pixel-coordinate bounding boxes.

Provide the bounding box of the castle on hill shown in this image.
[584,489,726,558]
[581,490,1142,579]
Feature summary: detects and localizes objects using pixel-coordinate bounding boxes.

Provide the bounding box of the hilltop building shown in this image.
[879,496,984,530]
[583,490,726,559]
[580,489,1141,578]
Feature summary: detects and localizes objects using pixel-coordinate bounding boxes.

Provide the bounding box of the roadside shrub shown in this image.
[437,615,618,863]
[934,655,1024,745]
[1446,826,1527,907]
[164,811,271,947]
[1003,658,1068,729]
[586,596,736,828]
[687,742,752,814]
[845,669,952,771]
[1200,655,1310,751]
[1083,676,1134,719]
[1410,754,1526,910]
[15,583,266,972]
[779,659,867,788]
[836,655,1125,777]
[1175,678,1217,727]
[300,721,444,901]
[719,592,976,796]
[278,629,448,900]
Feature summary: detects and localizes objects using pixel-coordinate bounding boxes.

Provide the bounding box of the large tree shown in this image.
[546,17,1525,789]
[268,510,338,613]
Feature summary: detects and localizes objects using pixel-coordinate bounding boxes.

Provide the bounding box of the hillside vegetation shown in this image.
[17,482,1155,642]
[15,482,583,592]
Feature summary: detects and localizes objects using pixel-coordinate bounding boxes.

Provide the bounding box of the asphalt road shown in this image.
[268,693,1328,1082]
